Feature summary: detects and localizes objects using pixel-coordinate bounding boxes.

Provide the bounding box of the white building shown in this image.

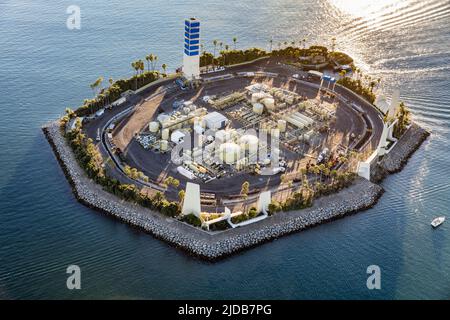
[171,130,186,144]
[182,18,201,80]
[203,112,228,130]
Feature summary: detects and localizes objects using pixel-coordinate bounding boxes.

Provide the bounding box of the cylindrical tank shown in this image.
[160,140,168,151]
[251,92,267,103]
[261,98,275,110]
[149,121,159,133]
[239,135,259,150]
[219,143,241,164]
[188,163,199,173]
[157,114,170,124]
[252,103,264,115]
[161,128,170,140]
[277,119,287,132]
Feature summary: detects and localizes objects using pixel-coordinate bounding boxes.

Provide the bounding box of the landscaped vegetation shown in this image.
[200,40,353,71]
[393,102,411,138]
[268,165,356,215]
[200,47,268,67]
[75,71,160,117]
[68,51,169,118]
[337,77,376,103]
[182,213,202,227]
[124,165,149,182]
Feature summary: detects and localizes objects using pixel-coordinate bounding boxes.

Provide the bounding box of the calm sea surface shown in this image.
[0,0,449,299]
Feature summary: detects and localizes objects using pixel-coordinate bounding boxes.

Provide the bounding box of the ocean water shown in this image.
[0,0,449,299]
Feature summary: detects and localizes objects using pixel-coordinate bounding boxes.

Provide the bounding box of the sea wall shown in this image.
[42,120,384,260]
[373,123,430,182]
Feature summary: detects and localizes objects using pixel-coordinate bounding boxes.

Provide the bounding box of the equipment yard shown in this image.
[83,59,381,214]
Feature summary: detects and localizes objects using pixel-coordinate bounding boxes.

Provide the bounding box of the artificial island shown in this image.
[43,18,429,260]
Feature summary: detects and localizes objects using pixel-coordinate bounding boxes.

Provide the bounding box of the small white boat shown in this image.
[431,216,445,228]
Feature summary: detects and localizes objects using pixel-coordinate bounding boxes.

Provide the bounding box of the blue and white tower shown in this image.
[183,18,200,80]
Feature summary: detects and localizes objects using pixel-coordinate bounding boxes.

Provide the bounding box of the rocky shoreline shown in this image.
[42,119,427,261]
[373,123,430,182]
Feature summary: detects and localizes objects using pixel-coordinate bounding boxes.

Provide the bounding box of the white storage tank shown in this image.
[160,140,169,151]
[183,101,193,108]
[149,121,159,133]
[194,125,204,135]
[251,92,268,103]
[219,143,241,164]
[252,103,264,115]
[239,135,259,150]
[161,128,170,140]
[157,114,170,124]
[277,119,287,132]
[261,97,275,110]
[215,129,232,142]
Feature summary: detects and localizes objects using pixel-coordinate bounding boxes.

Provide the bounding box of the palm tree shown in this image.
[223,45,230,65]
[131,61,139,90]
[161,63,167,76]
[302,38,306,49]
[145,54,151,72]
[152,55,158,72]
[240,181,250,199]
[90,77,103,97]
[269,38,273,52]
[331,37,336,52]
[138,59,144,86]
[178,190,185,204]
[213,39,218,57]
[232,37,237,50]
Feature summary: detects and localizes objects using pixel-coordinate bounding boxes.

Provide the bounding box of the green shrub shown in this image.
[182,213,202,227]
[200,48,267,67]
[248,207,258,218]
[268,201,282,216]
[337,77,376,103]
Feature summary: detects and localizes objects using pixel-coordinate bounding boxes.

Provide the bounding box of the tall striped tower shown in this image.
[183,18,200,80]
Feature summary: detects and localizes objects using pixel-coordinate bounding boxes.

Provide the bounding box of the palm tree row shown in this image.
[131,59,145,90]
[145,53,158,72]
[272,37,307,51]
